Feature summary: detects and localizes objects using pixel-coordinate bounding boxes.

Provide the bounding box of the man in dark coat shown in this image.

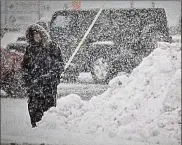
[21,23,64,128]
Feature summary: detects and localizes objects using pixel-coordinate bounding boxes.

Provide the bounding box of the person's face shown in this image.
[33,31,41,43]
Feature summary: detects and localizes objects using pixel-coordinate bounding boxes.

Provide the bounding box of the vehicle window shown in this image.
[52,15,70,28]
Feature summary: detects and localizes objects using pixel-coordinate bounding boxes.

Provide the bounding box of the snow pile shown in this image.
[39,42,181,145]
[39,94,86,130]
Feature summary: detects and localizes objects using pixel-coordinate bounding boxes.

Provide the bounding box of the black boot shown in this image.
[31,121,37,128]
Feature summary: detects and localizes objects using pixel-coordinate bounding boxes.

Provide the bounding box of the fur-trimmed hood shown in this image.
[25,24,50,46]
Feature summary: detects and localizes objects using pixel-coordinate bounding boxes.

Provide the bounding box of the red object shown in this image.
[1,47,23,80]
[72,0,81,10]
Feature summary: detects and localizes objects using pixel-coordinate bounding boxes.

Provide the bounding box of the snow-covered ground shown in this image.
[1,42,181,145]
[1,98,152,145]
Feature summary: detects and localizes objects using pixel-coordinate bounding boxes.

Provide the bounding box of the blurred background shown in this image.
[1,1,181,34]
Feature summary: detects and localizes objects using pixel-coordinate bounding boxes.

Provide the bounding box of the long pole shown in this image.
[152,1,155,8]
[130,1,134,8]
[5,1,8,29]
[38,0,41,20]
[63,8,103,73]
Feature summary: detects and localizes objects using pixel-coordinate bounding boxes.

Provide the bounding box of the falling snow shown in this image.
[1,1,181,145]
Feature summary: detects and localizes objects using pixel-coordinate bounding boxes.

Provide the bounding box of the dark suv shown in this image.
[50,8,170,83]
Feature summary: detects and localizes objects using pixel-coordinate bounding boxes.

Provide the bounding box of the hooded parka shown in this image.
[22,24,64,127]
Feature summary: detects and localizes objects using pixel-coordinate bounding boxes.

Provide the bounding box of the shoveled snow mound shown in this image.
[39,42,181,145]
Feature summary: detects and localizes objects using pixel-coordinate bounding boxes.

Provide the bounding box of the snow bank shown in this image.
[39,42,181,145]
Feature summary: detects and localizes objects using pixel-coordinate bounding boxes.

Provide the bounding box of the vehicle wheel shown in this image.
[140,30,164,56]
[90,57,110,84]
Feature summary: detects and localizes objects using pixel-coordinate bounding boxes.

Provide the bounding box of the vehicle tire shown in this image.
[90,57,110,84]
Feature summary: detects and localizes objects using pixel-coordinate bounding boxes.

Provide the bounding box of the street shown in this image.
[57,82,108,100]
